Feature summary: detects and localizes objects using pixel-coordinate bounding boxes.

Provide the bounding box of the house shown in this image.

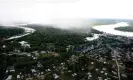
[98,77,102,80]
[53,74,59,79]
[40,51,46,54]
[6,75,12,80]
[19,41,27,46]
[19,41,30,48]
[100,71,104,73]
[3,45,6,48]
[41,72,44,75]
[46,69,51,72]
[7,66,15,72]
[66,45,74,52]
[31,69,36,73]
[5,70,9,74]
[27,53,31,57]
[72,73,77,77]
[37,62,43,68]
[24,44,30,48]
[17,75,20,79]
[104,73,108,76]
[51,52,59,57]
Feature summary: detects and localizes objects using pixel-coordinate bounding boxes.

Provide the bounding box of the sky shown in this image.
[0,0,133,27]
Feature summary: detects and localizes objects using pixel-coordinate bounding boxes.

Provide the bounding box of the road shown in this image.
[113,50,121,80]
[107,44,121,80]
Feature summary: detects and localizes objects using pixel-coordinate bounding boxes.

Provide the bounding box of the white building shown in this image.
[17,75,20,79]
[19,41,30,48]
[6,75,12,80]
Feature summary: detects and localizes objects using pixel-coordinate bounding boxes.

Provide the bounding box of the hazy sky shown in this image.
[0,0,133,25]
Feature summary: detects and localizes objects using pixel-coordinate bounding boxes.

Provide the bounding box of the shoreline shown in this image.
[4,25,36,40]
[86,22,133,41]
[93,22,133,37]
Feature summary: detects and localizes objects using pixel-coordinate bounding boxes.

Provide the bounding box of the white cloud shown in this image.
[0,0,133,25]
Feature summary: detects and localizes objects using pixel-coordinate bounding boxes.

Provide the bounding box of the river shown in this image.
[93,22,133,37]
[86,22,133,41]
[4,22,132,41]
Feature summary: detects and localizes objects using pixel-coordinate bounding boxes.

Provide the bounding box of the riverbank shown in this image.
[3,24,36,40]
[93,22,133,37]
[85,22,133,41]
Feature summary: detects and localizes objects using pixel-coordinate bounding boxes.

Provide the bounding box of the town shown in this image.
[0,25,133,80]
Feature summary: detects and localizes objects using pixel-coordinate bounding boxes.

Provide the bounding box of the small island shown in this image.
[115,26,133,32]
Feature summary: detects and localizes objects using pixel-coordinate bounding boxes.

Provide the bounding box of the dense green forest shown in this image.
[13,25,89,52]
[0,25,91,53]
[115,26,133,32]
[0,26,24,39]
